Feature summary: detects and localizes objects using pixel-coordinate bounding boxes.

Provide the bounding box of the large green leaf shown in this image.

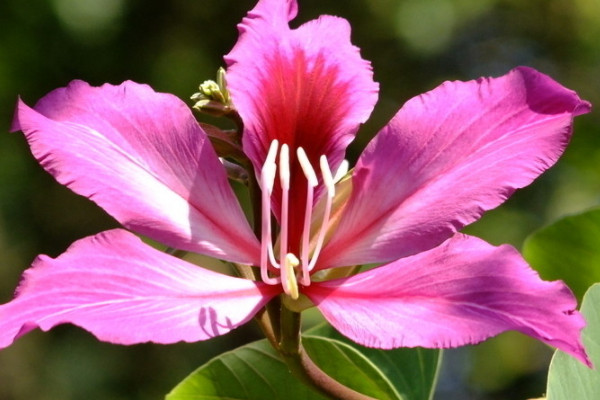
[166,335,403,400]
[302,335,401,399]
[546,284,600,399]
[307,324,441,400]
[522,207,600,301]
[166,324,442,400]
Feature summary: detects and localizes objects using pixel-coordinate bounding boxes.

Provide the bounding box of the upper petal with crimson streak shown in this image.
[319,67,591,269]
[0,229,279,348]
[13,80,261,264]
[225,0,378,243]
[226,0,377,169]
[306,234,589,366]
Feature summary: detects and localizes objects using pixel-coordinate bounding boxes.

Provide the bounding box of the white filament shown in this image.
[307,156,334,272]
[259,140,280,284]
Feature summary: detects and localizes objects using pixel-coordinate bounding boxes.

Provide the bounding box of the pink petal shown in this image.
[226,0,377,167]
[305,234,589,366]
[319,67,591,268]
[225,0,378,244]
[12,81,260,264]
[0,229,279,348]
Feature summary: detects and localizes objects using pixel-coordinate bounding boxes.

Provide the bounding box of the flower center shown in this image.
[259,140,336,299]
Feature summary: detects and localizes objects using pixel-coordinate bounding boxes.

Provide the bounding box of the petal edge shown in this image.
[307,234,589,366]
[320,67,591,268]
[0,230,279,348]
[13,80,261,264]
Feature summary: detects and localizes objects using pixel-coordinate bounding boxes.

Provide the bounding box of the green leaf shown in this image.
[522,207,600,301]
[303,335,401,399]
[546,283,600,400]
[166,334,410,400]
[307,324,441,400]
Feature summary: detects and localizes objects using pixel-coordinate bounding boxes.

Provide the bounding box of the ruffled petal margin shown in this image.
[12,81,261,265]
[306,234,590,366]
[0,229,279,348]
[319,67,591,269]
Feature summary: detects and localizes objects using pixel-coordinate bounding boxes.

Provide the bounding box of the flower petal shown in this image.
[225,0,378,244]
[226,0,377,168]
[305,234,589,366]
[12,81,260,264]
[0,229,279,348]
[319,67,591,268]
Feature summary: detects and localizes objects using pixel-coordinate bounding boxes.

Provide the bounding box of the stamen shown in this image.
[260,140,280,284]
[257,142,337,294]
[279,144,291,289]
[320,155,336,198]
[279,144,291,190]
[297,147,318,286]
[307,155,335,271]
[297,148,318,186]
[264,142,281,269]
[262,140,279,192]
[283,253,300,299]
[333,159,349,183]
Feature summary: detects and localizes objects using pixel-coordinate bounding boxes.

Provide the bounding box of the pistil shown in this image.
[278,144,292,296]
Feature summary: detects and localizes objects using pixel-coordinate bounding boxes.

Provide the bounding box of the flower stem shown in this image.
[255,297,281,349]
[278,304,377,400]
[230,262,279,349]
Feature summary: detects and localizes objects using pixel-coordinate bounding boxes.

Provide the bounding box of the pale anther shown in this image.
[320,155,335,198]
[279,144,290,190]
[297,147,318,187]
[261,140,279,194]
[333,159,349,183]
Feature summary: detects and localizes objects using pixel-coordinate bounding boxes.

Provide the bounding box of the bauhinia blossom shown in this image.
[0,0,592,366]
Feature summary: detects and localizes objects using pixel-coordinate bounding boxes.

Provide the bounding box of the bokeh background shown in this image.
[0,0,599,399]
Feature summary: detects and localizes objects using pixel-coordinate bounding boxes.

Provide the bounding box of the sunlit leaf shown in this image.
[308,324,442,400]
[166,334,406,400]
[522,207,600,301]
[546,284,600,399]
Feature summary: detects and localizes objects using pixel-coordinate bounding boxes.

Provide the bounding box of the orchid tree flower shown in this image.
[0,0,592,398]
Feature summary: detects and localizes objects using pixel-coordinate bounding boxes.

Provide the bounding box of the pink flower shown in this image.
[0,0,591,365]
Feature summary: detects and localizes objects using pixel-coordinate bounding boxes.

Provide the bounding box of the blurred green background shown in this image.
[0,0,599,399]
